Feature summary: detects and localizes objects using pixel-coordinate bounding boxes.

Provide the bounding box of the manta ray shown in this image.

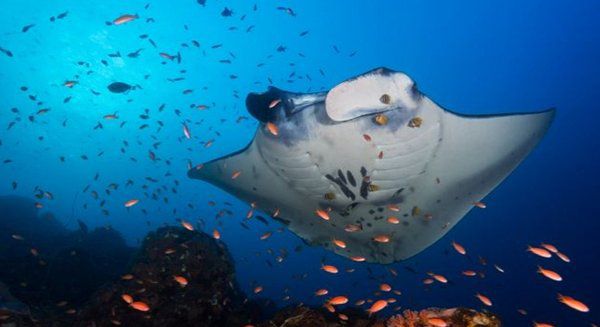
[188,67,554,264]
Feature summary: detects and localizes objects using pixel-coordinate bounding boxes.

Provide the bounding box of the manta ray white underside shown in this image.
[189,68,554,264]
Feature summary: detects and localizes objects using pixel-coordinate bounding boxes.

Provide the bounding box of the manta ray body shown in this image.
[189,68,554,264]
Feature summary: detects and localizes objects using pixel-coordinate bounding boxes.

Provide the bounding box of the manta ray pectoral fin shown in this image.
[435,102,556,190]
[187,139,304,217]
[188,140,259,201]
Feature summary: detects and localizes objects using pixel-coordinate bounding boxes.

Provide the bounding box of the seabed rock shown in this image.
[255,306,500,327]
[75,227,255,327]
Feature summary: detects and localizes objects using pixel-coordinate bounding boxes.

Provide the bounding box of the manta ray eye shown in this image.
[379,94,391,104]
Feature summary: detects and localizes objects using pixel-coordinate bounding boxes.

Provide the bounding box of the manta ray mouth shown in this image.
[246,87,285,122]
[246,87,326,123]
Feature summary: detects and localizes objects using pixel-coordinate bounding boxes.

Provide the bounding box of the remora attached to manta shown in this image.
[189,67,554,264]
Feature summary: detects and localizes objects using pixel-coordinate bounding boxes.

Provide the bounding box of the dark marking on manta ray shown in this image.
[393,188,404,198]
[360,178,370,200]
[340,202,359,216]
[360,166,367,177]
[325,174,355,200]
[337,169,347,184]
[272,216,290,226]
[346,170,356,187]
[325,174,334,182]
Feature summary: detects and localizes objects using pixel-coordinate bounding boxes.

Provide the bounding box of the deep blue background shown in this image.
[0,0,598,325]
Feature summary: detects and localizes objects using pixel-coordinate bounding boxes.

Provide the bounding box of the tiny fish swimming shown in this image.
[189,67,554,263]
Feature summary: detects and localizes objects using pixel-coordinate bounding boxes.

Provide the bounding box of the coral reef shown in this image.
[252,306,501,327]
[385,307,500,327]
[74,227,258,327]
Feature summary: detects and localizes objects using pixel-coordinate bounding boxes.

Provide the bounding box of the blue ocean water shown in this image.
[0,0,598,325]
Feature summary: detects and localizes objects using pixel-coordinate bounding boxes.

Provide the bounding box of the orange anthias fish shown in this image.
[462,270,478,277]
[556,251,571,263]
[475,293,492,306]
[557,294,589,312]
[367,299,388,315]
[268,98,282,109]
[533,323,555,327]
[266,122,279,136]
[387,204,400,212]
[321,265,338,274]
[452,241,466,255]
[386,216,400,224]
[473,201,487,209]
[428,273,448,283]
[113,14,138,25]
[212,229,221,239]
[379,283,392,292]
[537,266,562,281]
[540,243,559,253]
[124,199,139,207]
[332,239,346,248]
[173,275,188,287]
[121,294,133,304]
[181,220,194,231]
[527,246,552,258]
[315,208,330,220]
[373,234,390,243]
[121,274,134,280]
[328,296,349,305]
[231,171,242,179]
[130,301,150,312]
[315,289,328,296]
